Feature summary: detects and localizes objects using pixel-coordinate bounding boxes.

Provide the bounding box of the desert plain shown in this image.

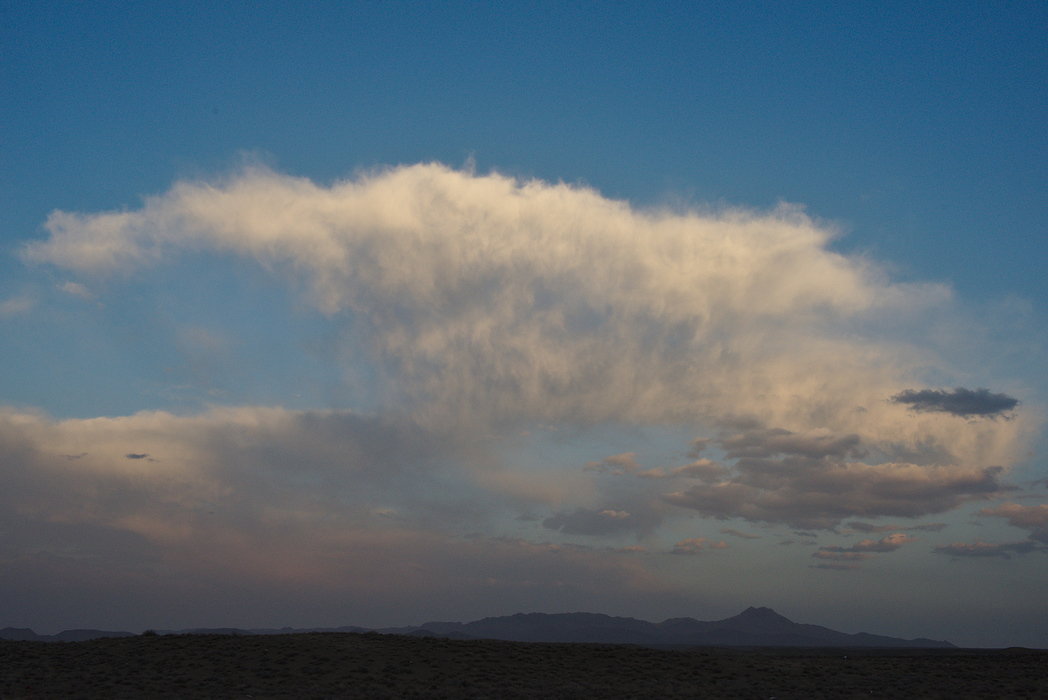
[1,631,1046,699]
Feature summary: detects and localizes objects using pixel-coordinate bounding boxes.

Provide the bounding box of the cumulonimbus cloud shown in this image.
[21,164,1041,530]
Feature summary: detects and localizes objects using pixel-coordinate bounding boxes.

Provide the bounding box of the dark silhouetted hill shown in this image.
[1,607,955,648]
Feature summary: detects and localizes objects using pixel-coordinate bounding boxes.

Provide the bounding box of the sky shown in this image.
[1,1,1047,648]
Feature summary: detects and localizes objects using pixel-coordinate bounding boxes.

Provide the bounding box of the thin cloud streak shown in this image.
[891,388,1020,418]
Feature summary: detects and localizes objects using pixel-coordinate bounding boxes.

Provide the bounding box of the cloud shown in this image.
[847,521,947,533]
[585,453,643,476]
[932,541,1045,559]
[18,164,1042,544]
[24,164,971,436]
[663,424,1011,529]
[812,551,872,562]
[1,404,707,628]
[670,537,726,555]
[891,388,1019,418]
[0,294,33,318]
[669,459,730,481]
[820,533,917,554]
[811,533,916,568]
[976,502,1048,543]
[542,505,660,537]
[58,281,96,300]
[811,562,861,571]
[718,427,865,460]
[720,528,761,539]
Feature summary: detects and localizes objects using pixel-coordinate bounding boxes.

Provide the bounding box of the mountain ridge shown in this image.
[0,607,955,648]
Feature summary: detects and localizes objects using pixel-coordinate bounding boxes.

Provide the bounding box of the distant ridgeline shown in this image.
[1,607,955,648]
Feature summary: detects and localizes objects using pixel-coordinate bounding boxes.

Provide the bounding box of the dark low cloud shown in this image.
[670,537,727,555]
[718,428,865,460]
[890,388,1019,418]
[125,453,150,459]
[720,528,761,539]
[811,562,860,571]
[820,533,916,554]
[932,540,1045,559]
[848,521,947,534]
[542,505,661,537]
[662,423,1006,528]
[812,551,871,562]
[976,503,1048,544]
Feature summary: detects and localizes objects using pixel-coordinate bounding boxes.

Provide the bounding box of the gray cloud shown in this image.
[811,562,861,571]
[670,537,727,555]
[718,428,865,460]
[542,505,661,537]
[812,551,872,562]
[720,528,761,539]
[932,541,1046,559]
[848,521,948,533]
[976,503,1048,544]
[890,388,1019,418]
[820,533,916,554]
[663,425,1010,529]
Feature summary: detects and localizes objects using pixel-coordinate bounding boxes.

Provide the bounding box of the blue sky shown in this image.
[2,2,1047,647]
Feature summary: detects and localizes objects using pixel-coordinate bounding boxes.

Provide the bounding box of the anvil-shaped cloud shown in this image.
[9,164,1042,626]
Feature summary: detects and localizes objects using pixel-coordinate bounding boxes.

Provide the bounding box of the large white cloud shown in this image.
[22,164,1040,531]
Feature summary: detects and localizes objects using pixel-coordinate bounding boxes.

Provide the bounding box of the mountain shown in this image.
[0,627,135,642]
[0,608,955,648]
[415,607,955,648]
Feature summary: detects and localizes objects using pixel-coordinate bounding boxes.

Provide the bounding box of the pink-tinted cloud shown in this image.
[977,502,1048,543]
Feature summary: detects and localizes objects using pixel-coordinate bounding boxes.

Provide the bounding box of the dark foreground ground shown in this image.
[1,632,1045,699]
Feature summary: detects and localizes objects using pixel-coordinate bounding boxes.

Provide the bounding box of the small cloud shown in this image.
[585,452,642,476]
[670,459,729,482]
[686,438,712,458]
[793,531,818,538]
[720,528,761,540]
[0,294,33,318]
[543,506,659,536]
[977,503,1048,543]
[708,540,728,549]
[890,387,1019,418]
[64,452,89,460]
[125,453,150,460]
[932,540,1045,559]
[812,551,873,562]
[671,537,708,555]
[848,521,946,533]
[811,562,861,571]
[822,533,917,554]
[778,539,795,546]
[609,545,648,554]
[848,521,902,533]
[59,281,96,300]
[373,508,397,518]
